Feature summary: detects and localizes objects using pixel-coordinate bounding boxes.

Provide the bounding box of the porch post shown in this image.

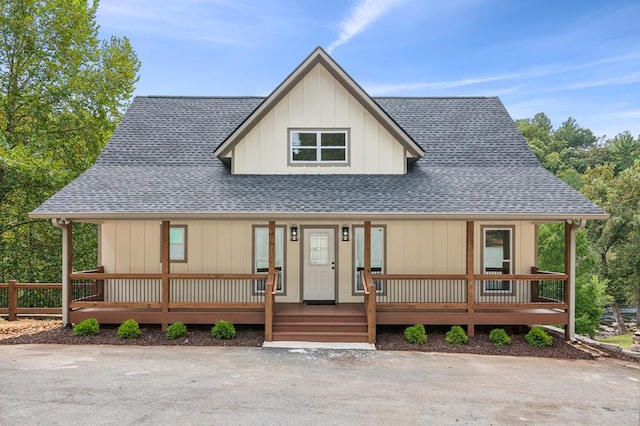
[564,220,576,341]
[268,221,275,275]
[161,220,170,330]
[364,221,371,274]
[54,219,73,327]
[265,220,276,342]
[466,221,475,337]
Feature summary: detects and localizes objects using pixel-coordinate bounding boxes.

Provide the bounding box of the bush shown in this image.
[211,320,236,339]
[489,328,512,346]
[117,319,141,339]
[445,325,468,345]
[73,318,99,336]
[525,327,553,347]
[404,324,427,345]
[166,322,188,340]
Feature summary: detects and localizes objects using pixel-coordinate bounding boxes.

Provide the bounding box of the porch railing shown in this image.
[360,270,376,344]
[364,271,567,309]
[0,280,62,320]
[69,270,269,309]
[264,270,279,342]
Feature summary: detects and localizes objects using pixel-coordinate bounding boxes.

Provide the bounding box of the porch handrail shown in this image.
[361,270,376,344]
[264,270,279,342]
[0,280,63,320]
[69,272,268,280]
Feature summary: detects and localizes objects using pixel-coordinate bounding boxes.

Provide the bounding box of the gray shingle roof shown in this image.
[31,96,606,219]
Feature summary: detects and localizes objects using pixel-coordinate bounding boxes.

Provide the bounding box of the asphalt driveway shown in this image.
[0,345,638,425]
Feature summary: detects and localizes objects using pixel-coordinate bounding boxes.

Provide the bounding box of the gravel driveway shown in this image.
[0,345,638,425]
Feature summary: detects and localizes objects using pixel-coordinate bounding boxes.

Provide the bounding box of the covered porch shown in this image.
[59,220,578,343]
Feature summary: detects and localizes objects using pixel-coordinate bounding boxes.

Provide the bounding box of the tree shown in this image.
[582,161,640,328]
[0,0,140,282]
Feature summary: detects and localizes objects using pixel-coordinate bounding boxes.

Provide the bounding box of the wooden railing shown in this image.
[368,271,567,309]
[0,280,62,320]
[264,270,279,342]
[361,270,377,344]
[69,271,269,309]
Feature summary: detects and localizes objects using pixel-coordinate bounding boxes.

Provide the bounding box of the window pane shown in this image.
[292,149,317,161]
[254,227,285,292]
[169,227,186,261]
[310,234,329,265]
[170,228,184,244]
[354,227,384,292]
[321,149,346,161]
[321,133,346,147]
[484,229,511,272]
[291,132,317,147]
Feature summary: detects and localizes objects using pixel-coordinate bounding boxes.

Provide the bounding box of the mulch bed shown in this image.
[1,322,637,362]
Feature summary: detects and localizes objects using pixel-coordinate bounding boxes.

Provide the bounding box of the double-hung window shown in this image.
[354,226,385,293]
[290,129,348,164]
[253,226,285,293]
[482,226,514,294]
[168,225,187,262]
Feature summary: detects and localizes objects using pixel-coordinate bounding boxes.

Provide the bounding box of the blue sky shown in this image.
[96,0,640,140]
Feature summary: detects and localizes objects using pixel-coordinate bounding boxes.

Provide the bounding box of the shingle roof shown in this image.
[31,96,606,219]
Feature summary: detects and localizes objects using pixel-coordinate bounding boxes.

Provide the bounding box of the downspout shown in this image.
[568,219,586,342]
[52,218,71,326]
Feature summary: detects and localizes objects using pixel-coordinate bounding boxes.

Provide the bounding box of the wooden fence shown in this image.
[0,280,63,320]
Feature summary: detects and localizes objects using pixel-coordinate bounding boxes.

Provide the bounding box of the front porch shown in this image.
[60,220,575,343]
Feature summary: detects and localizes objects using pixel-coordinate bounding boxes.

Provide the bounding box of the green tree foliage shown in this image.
[582,160,640,324]
[0,0,140,282]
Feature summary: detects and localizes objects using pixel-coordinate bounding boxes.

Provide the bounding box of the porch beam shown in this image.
[364,221,371,274]
[466,221,475,337]
[161,220,170,330]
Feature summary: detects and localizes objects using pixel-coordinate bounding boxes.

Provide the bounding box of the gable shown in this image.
[215,47,423,175]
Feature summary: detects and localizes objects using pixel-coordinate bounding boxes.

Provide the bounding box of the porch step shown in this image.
[273,321,368,334]
[271,331,369,343]
[272,305,369,343]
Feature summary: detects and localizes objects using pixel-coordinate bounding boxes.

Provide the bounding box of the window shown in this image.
[253,226,285,293]
[168,225,187,262]
[354,226,385,293]
[290,130,348,164]
[482,227,514,293]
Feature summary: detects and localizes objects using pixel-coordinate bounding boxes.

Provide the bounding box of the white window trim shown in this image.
[481,226,514,294]
[289,129,349,165]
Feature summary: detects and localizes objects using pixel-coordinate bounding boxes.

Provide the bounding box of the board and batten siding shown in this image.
[99,220,538,304]
[231,63,407,174]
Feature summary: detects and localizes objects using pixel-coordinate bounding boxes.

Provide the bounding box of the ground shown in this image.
[2,317,637,362]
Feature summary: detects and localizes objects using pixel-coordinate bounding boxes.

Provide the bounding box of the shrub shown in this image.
[211,320,236,339]
[73,318,99,336]
[166,322,188,340]
[525,327,553,347]
[445,325,468,345]
[404,324,427,345]
[117,319,141,339]
[489,328,512,346]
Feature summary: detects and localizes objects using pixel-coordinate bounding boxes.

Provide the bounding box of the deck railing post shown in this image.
[564,220,575,341]
[8,280,18,321]
[367,278,376,344]
[466,221,475,337]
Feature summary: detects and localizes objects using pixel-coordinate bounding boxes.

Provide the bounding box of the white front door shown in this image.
[302,228,336,301]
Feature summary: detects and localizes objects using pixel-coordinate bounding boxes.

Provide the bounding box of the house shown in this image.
[31,47,607,343]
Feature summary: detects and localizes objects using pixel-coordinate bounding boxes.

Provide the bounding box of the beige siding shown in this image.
[232,63,407,174]
[99,219,538,304]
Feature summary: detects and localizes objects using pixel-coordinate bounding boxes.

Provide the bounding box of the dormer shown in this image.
[214,47,424,175]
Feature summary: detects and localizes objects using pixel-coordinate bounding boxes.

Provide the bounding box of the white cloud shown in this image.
[366,73,522,95]
[327,0,403,53]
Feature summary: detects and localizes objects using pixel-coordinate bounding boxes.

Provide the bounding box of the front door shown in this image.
[302,228,336,301]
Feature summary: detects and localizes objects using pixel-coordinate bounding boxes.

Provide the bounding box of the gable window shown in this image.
[167,225,187,263]
[354,226,385,293]
[253,226,285,293]
[289,129,348,164]
[482,226,514,294]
